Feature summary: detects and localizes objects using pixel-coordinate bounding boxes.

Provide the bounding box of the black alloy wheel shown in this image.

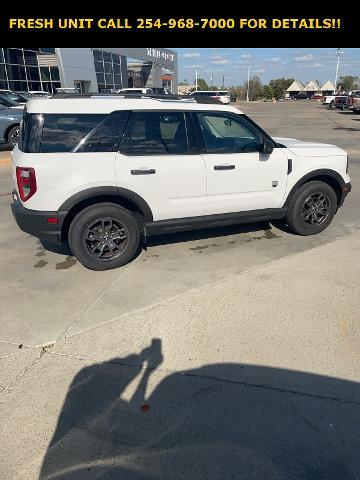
[84,218,128,260]
[8,126,20,146]
[301,193,330,227]
[69,203,141,270]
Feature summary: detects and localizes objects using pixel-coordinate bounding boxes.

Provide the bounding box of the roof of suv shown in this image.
[25,97,243,115]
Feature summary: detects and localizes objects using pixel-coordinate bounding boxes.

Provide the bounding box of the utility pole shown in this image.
[222,74,225,89]
[195,68,198,91]
[210,73,213,88]
[246,64,250,102]
[334,48,344,92]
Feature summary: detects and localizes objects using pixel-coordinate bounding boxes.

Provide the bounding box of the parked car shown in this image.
[28,91,50,98]
[117,88,154,95]
[294,93,309,100]
[310,94,324,101]
[349,92,360,113]
[0,89,27,105]
[322,95,335,106]
[190,90,231,104]
[333,95,350,110]
[11,96,351,270]
[16,91,35,102]
[0,95,24,110]
[0,103,23,146]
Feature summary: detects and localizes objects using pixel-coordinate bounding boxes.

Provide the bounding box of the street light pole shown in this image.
[246,64,250,102]
[334,48,344,92]
[195,68,198,91]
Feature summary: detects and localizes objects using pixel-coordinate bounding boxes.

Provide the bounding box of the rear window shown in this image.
[19,111,130,153]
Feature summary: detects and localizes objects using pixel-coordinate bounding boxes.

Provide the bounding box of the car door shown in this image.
[194,111,288,215]
[115,110,206,221]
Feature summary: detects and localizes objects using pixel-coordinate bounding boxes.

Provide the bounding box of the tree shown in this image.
[190,78,209,92]
[263,85,273,100]
[338,76,360,92]
[247,76,263,101]
[268,78,294,100]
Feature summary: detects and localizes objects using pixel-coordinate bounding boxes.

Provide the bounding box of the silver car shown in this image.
[0,100,23,146]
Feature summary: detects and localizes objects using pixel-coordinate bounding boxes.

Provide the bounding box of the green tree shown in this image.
[269,78,294,100]
[190,78,209,91]
[338,76,360,92]
[246,76,263,101]
[263,84,273,100]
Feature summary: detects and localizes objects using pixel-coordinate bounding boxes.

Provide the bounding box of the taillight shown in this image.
[16,167,37,202]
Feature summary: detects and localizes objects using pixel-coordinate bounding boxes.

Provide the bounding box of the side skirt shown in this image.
[145,208,287,236]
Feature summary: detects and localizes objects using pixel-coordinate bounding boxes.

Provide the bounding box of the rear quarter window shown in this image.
[19,111,130,153]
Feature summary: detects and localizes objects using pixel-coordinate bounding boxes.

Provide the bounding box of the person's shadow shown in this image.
[39,339,360,480]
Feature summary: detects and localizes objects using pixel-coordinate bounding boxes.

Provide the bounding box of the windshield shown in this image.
[218,92,230,96]
[0,91,24,103]
[0,95,18,107]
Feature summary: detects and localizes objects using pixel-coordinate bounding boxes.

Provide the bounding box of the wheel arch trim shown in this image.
[284,169,346,207]
[59,187,153,222]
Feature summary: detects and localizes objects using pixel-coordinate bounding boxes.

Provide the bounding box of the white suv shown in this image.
[11,96,351,270]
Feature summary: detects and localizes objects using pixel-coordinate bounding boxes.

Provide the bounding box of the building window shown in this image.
[1,49,60,92]
[93,49,124,91]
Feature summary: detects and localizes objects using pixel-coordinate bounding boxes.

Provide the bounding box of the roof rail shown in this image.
[49,93,222,104]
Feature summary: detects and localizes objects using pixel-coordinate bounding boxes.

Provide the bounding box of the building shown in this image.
[286,79,336,98]
[0,48,178,94]
[286,80,305,97]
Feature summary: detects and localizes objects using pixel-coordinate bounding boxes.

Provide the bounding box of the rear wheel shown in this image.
[329,100,335,109]
[68,203,141,270]
[6,125,20,147]
[286,181,338,236]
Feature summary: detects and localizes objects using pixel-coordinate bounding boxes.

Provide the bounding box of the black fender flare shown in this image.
[284,169,346,207]
[59,186,153,222]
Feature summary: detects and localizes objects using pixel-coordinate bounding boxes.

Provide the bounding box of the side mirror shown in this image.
[262,138,274,155]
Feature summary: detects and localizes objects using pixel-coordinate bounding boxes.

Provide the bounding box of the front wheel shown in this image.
[329,100,335,109]
[68,203,141,270]
[286,181,338,236]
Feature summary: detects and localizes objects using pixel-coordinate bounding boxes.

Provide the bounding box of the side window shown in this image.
[40,114,106,153]
[122,111,189,155]
[197,113,262,154]
[40,112,129,153]
[74,111,130,152]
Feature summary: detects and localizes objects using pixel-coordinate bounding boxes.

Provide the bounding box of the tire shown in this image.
[329,100,335,109]
[68,203,141,270]
[286,181,338,236]
[6,125,20,147]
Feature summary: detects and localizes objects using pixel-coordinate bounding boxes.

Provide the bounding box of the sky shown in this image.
[173,48,360,87]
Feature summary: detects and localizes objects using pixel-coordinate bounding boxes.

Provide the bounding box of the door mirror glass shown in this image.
[262,139,274,155]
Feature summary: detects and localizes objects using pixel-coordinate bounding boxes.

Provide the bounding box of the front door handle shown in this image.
[214,165,235,170]
[131,169,156,175]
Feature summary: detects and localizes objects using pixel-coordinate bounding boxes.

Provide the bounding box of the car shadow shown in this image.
[144,221,287,248]
[333,126,360,132]
[38,339,360,480]
[41,221,291,261]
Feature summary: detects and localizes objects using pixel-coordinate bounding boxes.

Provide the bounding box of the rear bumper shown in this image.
[339,182,351,206]
[11,191,65,244]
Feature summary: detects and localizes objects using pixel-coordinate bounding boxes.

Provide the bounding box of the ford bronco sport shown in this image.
[11,95,351,270]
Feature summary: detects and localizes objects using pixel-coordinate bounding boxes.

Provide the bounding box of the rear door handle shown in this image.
[214,165,235,170]
[131,169,156,175]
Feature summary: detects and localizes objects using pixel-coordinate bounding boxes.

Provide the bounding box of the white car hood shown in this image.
[273,137,347,157]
